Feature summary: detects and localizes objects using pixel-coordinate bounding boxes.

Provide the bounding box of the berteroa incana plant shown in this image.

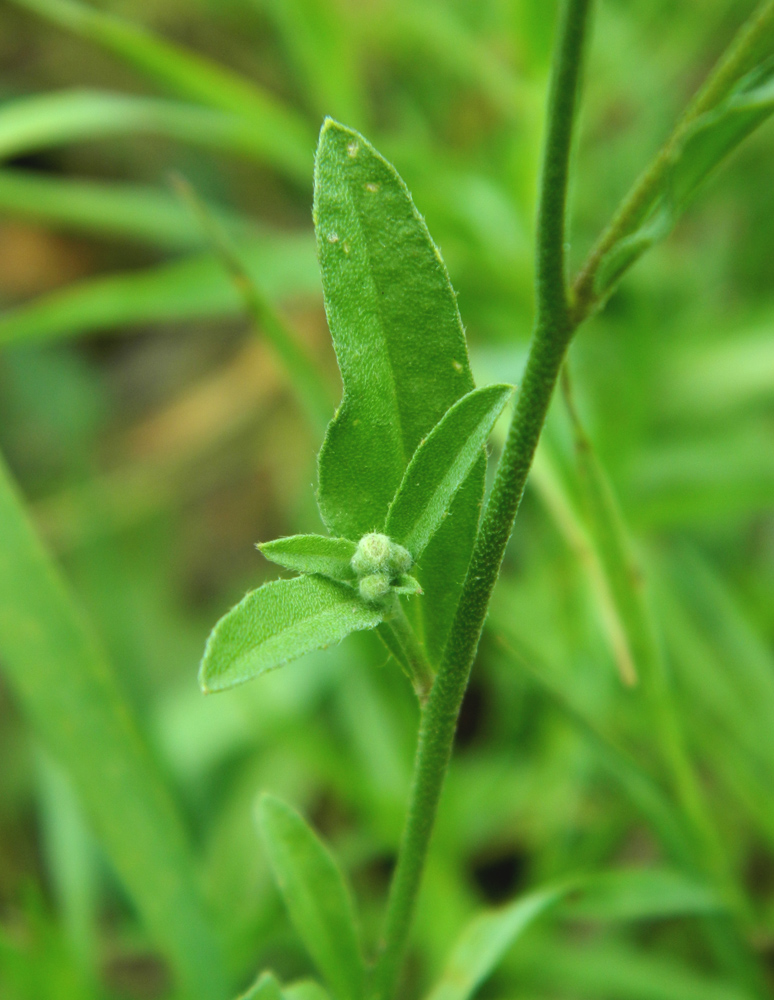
[198,3,774,999]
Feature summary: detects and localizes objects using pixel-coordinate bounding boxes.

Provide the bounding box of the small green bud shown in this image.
[351,532,413,577]
[351,532,392,576]
[358,572,392,603]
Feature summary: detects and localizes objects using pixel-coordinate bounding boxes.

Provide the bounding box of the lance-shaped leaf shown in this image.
[313,119,475,539]
[385,384,512,558]
[259,795,365,1000]
[200,576,381,693]
[258,535,357,584]
[426,884,570,1000]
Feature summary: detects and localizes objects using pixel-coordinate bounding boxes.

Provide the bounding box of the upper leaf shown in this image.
[199,575,381,693]
[259,535,357,584]
[385,384,512,559]
[259,794,365,1000]
[313,119,475,539]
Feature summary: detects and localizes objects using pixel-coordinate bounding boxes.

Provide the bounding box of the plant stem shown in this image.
[384,597,434,705]
[571,0,774,321]
[370,3,592,997]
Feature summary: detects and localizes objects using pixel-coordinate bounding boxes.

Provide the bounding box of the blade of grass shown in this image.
[0,454,227,999]
[8,0,314,180]
[174,175,333,436]
[0,234,318,347]
[0,90,310,182]
[560,373,764,993]
[0,169,259,251]
[486,624,693,866]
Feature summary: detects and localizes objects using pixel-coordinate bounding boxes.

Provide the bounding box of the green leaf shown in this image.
[385,384,512,558]
[258,795,365,1000]
[0,90,308,180]
[0,168,258,251]
[313,119,476,540]
[563,868,722,923]
[283,984,332,1000]
[200,576,381,693]
[416,458,486,666]
[258,535,357,584]
[671,60,774,207]
[0,234,318,347]
[238,971,284,1000]
[595,58,774,298]
[425,884,569,1000]
[0,455,226,999]
[8,0,313,182]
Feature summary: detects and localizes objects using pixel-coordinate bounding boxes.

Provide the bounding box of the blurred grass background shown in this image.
[0,0,773,998]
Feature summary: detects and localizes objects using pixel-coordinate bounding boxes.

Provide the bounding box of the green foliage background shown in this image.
[0,1,773,998]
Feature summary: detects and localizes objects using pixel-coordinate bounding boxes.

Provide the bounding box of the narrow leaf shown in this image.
[563,868,722,923]
[259,795,365,1000]
[595,58,774,298]
[386,384,512,558]
[283,984,331,1000]
[0,168,257,251]
[238,971,284,1000]
[0,234,318,347]
[426,885,569,1000]
[200,576,381,693]
[8,0,313,181]
[0,455,226,999]
[258,535,357,584]
[313,119,476,539]
[0,90,307,179]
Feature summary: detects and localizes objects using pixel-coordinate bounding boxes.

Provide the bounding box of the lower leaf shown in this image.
[199,575,382,693]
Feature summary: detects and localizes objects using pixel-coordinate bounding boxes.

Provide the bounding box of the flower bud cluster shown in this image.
[351,532,420,604]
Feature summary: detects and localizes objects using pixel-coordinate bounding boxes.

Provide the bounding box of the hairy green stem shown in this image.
[384,597,434,705]
[571,0,774,321]
[370,3,592,997]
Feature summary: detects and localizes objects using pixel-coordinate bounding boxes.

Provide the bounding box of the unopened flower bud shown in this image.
[358,572,392,603]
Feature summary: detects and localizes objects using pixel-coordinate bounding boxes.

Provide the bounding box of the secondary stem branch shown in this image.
[371,3,592,997]
[571,0,774,321]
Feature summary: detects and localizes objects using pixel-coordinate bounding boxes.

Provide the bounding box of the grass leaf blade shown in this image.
[0,455,226,1000]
